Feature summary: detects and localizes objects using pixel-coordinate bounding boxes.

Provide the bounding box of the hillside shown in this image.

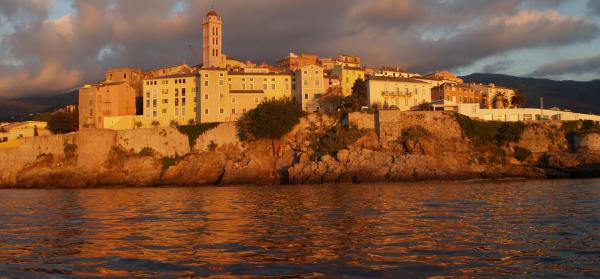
[0,90,78,121]
[462,74,600,115]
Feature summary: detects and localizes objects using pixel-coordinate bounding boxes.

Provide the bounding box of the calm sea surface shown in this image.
[0,179,599,278]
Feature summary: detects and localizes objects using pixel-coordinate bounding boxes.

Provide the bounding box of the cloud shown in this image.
[588,0,600,16]
[482,60,514,74]
[529,53,600,77]
[0,0,597,97]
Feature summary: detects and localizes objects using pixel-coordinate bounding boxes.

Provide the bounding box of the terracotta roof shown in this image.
[207,10,218,17]
[368,76,429,84]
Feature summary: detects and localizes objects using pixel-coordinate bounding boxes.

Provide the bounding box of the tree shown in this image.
[493,93,509,109]
[47,108,78,134]
[236,98,304,141]
[345,78,367,111]
[319,86,345,115]
[510,90,526,108]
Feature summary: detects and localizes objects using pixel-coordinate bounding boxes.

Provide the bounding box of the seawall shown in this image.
[1,112,599,188]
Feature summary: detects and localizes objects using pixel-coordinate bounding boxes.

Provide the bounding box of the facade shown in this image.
[373,66,419,78]
[295,64,325,112]
[202,9,226,68]
[79,67,143,129]
[142,73,199,126]
[0,121,50,143]
[471,83,516,109]
[276,53,318,70]
[332,65,365,97]
[431,83,483,105]
[366,77,433,110]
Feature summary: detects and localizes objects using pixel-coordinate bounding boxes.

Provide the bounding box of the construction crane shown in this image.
[188,44,201,65]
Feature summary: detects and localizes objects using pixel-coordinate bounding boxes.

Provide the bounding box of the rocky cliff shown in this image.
[1,111,599,188]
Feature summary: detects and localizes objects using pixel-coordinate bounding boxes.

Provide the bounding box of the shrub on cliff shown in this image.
[310,123,366,160]
[514,146,532,162]
[48,108,78,134]
[236,98,304,141]
[176,123,219,148]
[451,112,525,145]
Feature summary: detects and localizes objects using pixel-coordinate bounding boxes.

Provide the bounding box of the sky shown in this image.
[1,0,600,98]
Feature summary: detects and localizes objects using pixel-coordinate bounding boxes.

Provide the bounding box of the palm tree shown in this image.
[494,93,509,109]
[510,90,526,108]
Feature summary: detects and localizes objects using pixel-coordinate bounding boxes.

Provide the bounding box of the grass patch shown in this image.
[176,123,219,148]
[451,112,526,145]
[310,123,367,161]
[514,146,532,162]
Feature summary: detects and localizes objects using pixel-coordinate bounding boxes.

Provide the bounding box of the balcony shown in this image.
[381,90,412,98]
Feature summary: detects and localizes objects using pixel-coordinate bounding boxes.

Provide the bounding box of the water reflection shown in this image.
[0,179,599,277]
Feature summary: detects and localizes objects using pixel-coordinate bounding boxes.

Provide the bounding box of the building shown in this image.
[422,70,464,84]
[335,54,361,68]
[366,77,433,110]
[142,73,200,126]
[0,121,50,147]
[203,9,226,68]
[295,64,325,112]
[471,83,516,109]
[276,53,318,70]
[373,66,419,78]
[438,102,600,122]
[79,67,143,129]
[431,83,483,105]
[332,65,365,97]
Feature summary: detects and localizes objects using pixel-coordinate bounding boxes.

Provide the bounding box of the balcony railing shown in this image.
[381,91,413,97]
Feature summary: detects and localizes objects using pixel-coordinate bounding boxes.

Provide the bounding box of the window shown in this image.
[204,81,209,87]
[255,97,259,103]
[153,111,157,117]
[232,108,236,114]
[219,80,224,86]
[182,98,186,106]
[263,84,268,90]
[242,84,246,90]
[315,71,318,75]
[175,89,179,97]
[175,79,178,84]
[163,99,168,104]
[204,94,209,100]
[315,93,322,99]
[175,99,179,107]
[304,94,308,100]
[204,109,209,115]
[146,100,150,107]
[183,79,186,84]
[250,84,254,90]
[146,92,150,98]
[219,73,224,77]
[175,108,179,116]
[220,93,224,99]
[182,108,186,115]
[285,84,289,90]
[243,108,247,113]
[271,84,275,90]
[182,88,186,96]
[153,99,157,107]
[220,108,224,114]
[315,80,320,86]
[204,74,209,78]
[304,80,308,86]
[162,109,167,114]
[123,74,127,79]
[303,71,307,74]
[232,97,236,103]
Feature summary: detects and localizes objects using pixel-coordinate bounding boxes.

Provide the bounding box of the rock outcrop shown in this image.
[1,111,599,188]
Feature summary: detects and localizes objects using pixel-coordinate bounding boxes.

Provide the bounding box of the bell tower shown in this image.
[202,8,225,68]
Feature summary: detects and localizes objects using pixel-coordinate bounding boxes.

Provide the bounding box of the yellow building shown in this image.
[79,67,143,129]
[0,121,50,148]
[366,77,433,111]
[295,64,325,112]
[142,73,199,127]
[332,65,365,97]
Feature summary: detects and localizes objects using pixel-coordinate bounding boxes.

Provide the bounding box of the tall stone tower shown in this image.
[202,9,225,68]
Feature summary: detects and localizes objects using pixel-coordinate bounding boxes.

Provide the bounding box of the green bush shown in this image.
[236,98,304,141]
[207,140,218,151]
[48,108,79,134]
[400,125,432,143]
[138,147,156,157]
[176,123,219,148]
[310,123,366,161]
[161,155,184,173]
[514,146,532,162]
[63,143,77,159]
[451,112,525,145]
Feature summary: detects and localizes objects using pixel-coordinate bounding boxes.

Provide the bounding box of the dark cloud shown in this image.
[0,0,597,97]
[529,53,600,77]
[482,60,514,74]
[588,0,600,15]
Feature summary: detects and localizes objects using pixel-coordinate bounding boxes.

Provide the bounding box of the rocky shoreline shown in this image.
[1,111,599,188]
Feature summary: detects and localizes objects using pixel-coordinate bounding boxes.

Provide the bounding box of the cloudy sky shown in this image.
[1,0,600,97]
